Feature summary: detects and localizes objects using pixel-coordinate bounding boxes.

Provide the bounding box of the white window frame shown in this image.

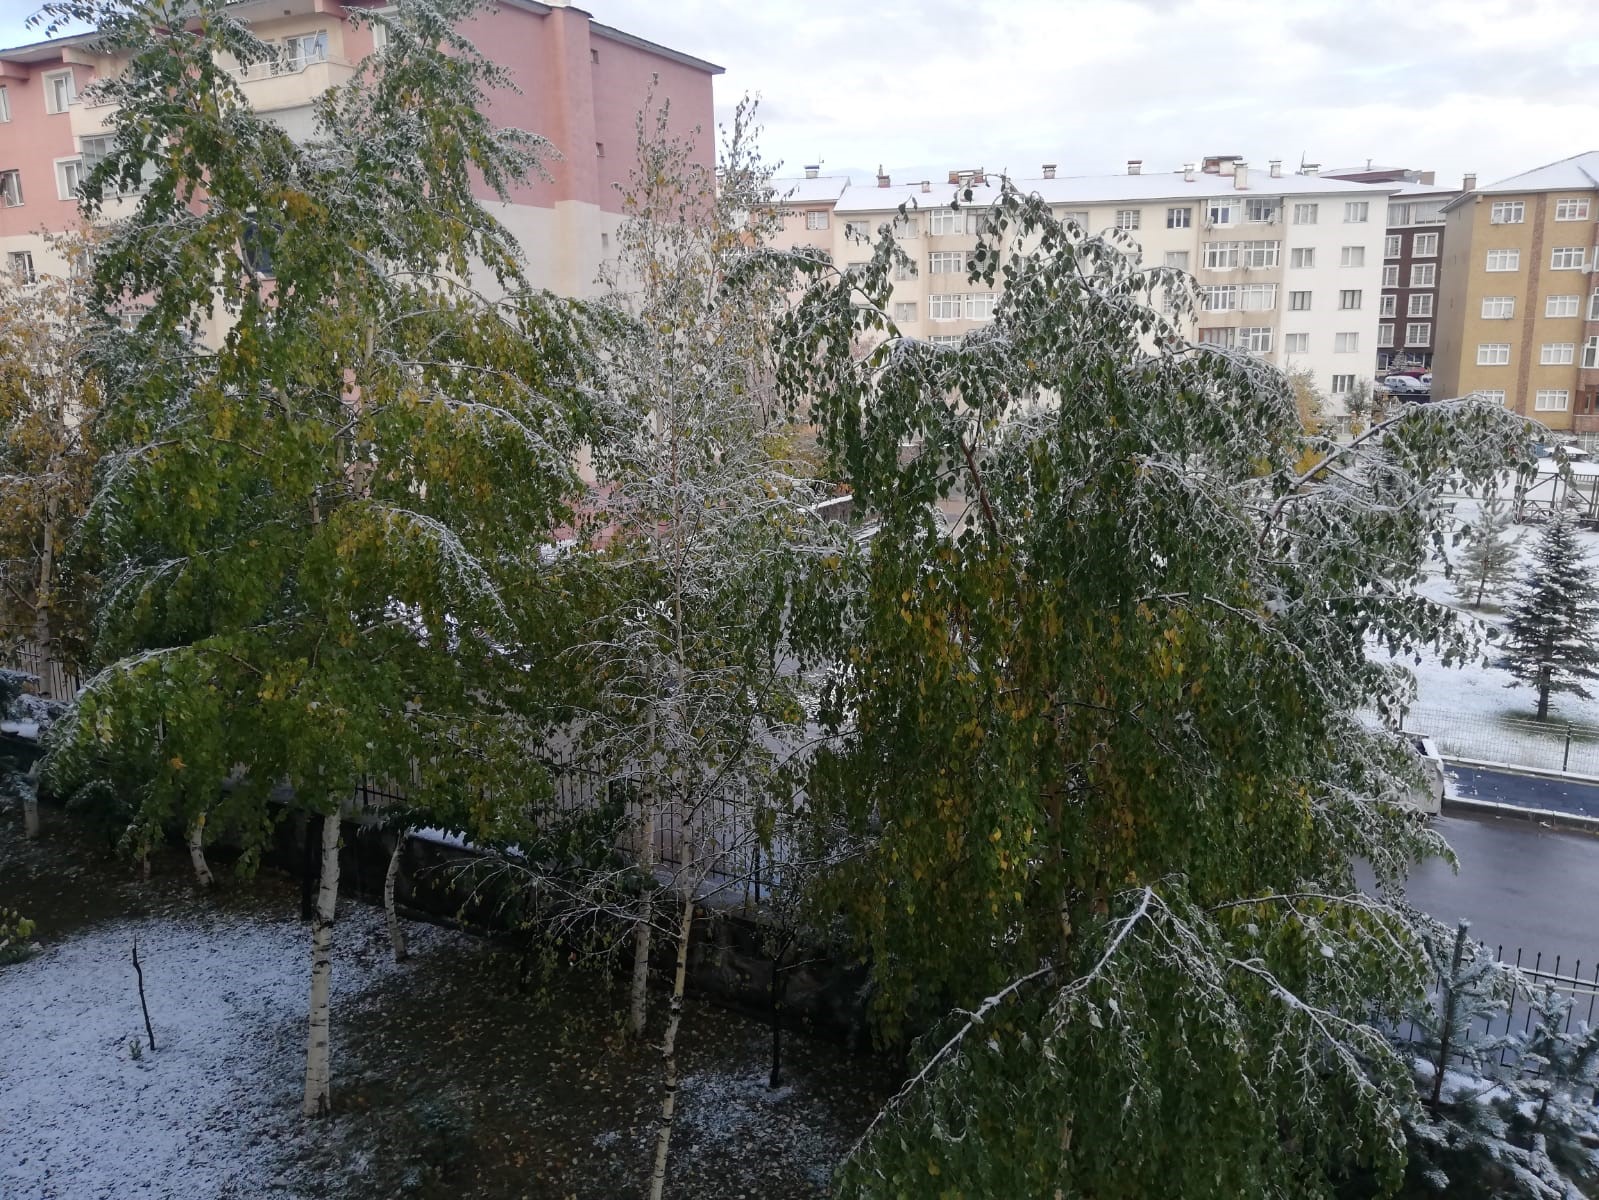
[892,301,917,323]
[1379,294,1397,317]
[1284,332,1309,354]
[1477,343,1511,366]
[1555,199,1591,221]
[1585,336,1599,369]
[1405,322,1431,348]
[1240,326,1273,353]
[1546,295,1580,318]
[928,334,962,347]
[803,210,829,231]
[964,293,997,321]
[1340,245,1365,267]
[1163,250,1189,271]
[1485,249,1520,272]
[1490,201,1525,224]
[0,169,21,208]
[892,216,918,240]
[0,85,10,123]
[1199,285,1236,312]
[1344,201,1370,223]
[1378,323,1394,347]
[1204,241,1240,270]
[1241,240,1279,269]
[1409,263,1436,287]
[1482,296,1516,319]
[1590,292,1599,322]
[1475,389,1506,405]
[1059,210,1088,228]
[43,69,75,114]
[1535,389,1570,412]
[1166,207,1191,229]
[1244,198,1278,224]
[1412,232,1439,257]
[1541,343,1575,365]
[1239,283,1277,311]
[1198,327,1236,349]
[1331,374,1356,395]
[1382,265,1399,287]
[274,30,330,74]
[1288,290,1311,311]
[1114,208,1141,231]
[928,250,964,275]
[54,157,85,201]
[1205,200,1233,226]
[1334,332,1360,354]
[1291,202,1318,225]
[927,209,961,236]
[928,294,962,321]
[7,250,34,283]
[1384,235,1401,258]
[1290,247,1315,269]
[1408,294,1433,317]
[1339,289,1362,311]
[1550,247,1586,270]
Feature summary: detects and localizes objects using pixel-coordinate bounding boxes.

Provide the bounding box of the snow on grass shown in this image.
[0,896,458,1200]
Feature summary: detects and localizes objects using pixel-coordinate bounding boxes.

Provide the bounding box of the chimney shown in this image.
[1302,163,1319,176]
[1420,170,1436,185]
[1269,159,1282,178]
[1042,163,1056,180]
[803,164,819,180]
[1127,159,1142,175]
[1463,172,1477,191]
[921,180,930,194]
[1233,161,1249,190]
[876,164,890,188]
[1183,162,1195,183]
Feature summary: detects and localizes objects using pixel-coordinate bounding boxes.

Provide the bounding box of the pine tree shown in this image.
[1500,512,1599,720]
[1453,493,1521,609]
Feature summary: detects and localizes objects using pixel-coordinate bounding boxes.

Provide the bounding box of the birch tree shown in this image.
[777,180,1537,1197]
[36,0,598,1117]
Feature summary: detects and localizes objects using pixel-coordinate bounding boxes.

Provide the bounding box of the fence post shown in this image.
[1564,723,1574,773]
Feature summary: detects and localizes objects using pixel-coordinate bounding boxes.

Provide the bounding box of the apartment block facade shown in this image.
[777,156,1394,407]
[0,0,720,299]
[1431,152,1599,432]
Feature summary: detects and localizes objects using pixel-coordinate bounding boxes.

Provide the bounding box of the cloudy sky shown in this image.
[3,0,1592,188]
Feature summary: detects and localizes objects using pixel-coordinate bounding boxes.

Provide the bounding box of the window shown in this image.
[0,85,9,123]
[78,135,113,174]
[43,69,75,114]
[1541,343,1575,365]
[1288,290,1312,311]
[929,250,964,274]
[1339,289,1362,310]
[927,209,962,235]
[7,250,34,283]
[963,209,990,235]
[1198,327,1235,348]
[1392,199,1448,225]
[1204,241,1240,269]
[1164,250,1190,271]
[1114,208,1141,231]
[55,158,85,200]
[893,216,919,240]
[1167,206,1191,229]
[276,31,330,72]
[1485,249,1520,271]
[1344,201,1369,223]
[1290,247,1315,268]
[804,210,829,231]
[1407,293,1433,317]
[1413,232,1439,257]
[1410,263,1436,287]
[595,142,605,158]
[1405,323,1431,347]
[1284,332,1309,354]
[0,170,20,208]
[1591,291,1599,322]
[1382,264,1399,287]
[1240,326,1273,353]
[1586,336,1599,368]
[1555,199,1590,221]
[1205,200,1233,225]
[1292,202,1318,225]
[893,259,915,282]
[1384,235,1401,258]
[1241,240,1279,268]
[1199,285,1236,311]
[590,47,599,64]
[892,302,917,323]
[1331,375,1356,394]
[1239,283,1277,311]
[1481,296,1515,319]
[1340,245,1365,267]
[1477,343,1511,365]
[928,335,962,347]
[1535,389,1570,412]
[842,220,874,241]
[1546,295,1580,318]
[1475,389,1506,405]
[964,293,997,321]
[1059,210,1089,227]
[1244,198,1279,223]
[928,294,961,321]
[1490,201,1525,224]
[1551,247,1586,270]
[1334,332,1359,353]
[1379,294,1397,317]
[1378,323,1394,347]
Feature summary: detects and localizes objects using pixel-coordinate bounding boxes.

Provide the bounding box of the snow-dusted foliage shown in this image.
[1500,512,1599,720]
[1452,491,1521,610]
[776,179,1539,1196]
[33,0,602,1116]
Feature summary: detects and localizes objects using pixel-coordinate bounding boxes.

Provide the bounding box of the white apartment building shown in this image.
[778,156,1394,408]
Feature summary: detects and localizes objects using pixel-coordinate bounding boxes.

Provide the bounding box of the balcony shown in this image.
[232,57,357,115]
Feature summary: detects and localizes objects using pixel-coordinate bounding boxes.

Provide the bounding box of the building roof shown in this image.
[773,176,852,206]
[832,166,1399,215]
[1472,150,1599,196]
[1382,180,1460,198]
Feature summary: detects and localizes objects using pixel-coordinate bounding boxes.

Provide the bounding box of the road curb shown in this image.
[1442,794,1599,836]
[1448,756,1599,787]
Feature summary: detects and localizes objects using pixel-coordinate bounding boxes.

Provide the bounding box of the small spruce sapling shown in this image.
[1453,493,1521,610]
[1500,512,1599,720]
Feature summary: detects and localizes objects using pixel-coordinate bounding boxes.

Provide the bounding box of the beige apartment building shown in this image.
[775,157,1397,408]
[1432,151,1599,434]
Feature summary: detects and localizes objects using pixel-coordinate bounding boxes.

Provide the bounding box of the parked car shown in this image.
[1406,734,1444,816]
[1383,375,1429,396]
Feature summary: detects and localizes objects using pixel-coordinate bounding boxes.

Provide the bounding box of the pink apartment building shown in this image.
[0,0,721,297]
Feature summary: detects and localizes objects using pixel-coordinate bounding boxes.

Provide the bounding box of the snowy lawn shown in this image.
[0,808,893,1199]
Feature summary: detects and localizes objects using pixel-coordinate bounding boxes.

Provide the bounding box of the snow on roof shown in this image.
[832,167,1398,214]
[773,176,852,206]
[1383,179,1460,198]
[1473,150,1599,196]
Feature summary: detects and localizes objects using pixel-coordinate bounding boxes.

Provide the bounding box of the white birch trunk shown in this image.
[188,813,213,887]
[627,804,655,1039]
[302,810,341,1118]
[646,890,695,1200]
[384,828,408,963]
